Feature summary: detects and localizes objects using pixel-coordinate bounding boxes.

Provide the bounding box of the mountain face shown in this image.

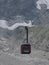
[0,0,49,56]
[0,0,49,24]
[0,0,38,20]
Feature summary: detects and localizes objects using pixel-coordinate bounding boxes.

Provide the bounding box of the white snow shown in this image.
[0,20,8,29]
[0,20,35,30]
[36,0,49,10]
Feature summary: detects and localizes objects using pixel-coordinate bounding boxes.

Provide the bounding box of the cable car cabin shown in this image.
[21,44,31,54]
[21,26,31,54]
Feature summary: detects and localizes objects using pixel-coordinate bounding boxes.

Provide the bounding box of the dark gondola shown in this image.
[21,26,31,54]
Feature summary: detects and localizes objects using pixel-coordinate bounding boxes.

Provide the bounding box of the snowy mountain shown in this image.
[0,0,49,25]
[0,0,49,53]
[0,1,49,65]
[36,0,49,10]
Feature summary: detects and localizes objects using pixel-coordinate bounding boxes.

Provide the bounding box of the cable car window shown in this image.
[21,44,31,54]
